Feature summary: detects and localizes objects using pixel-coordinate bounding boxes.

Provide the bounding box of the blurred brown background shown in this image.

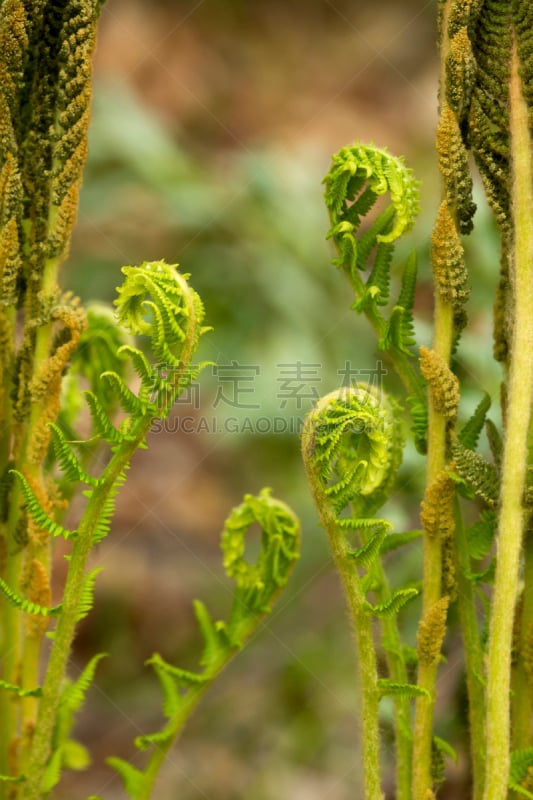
[59,1,500,798]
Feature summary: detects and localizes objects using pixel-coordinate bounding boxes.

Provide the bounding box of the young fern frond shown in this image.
[23,262,210,799]
[302,384,410,800]
[107,489,300,800]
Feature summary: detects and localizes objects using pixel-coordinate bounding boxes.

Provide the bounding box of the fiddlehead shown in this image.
[303,385,422,800]
[323,143,427,451]
[107,488,300,800]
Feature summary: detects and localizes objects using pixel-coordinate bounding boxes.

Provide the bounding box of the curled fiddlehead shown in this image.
[323,143,427,451]
[107,488,300,800]
[302,384,422,800]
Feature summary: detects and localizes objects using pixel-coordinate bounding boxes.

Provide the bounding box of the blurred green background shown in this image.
[59,1,502,798]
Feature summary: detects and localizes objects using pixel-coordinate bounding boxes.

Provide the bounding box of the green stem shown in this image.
[344,269,425,406]
[303,450,383,800]
[483,35,533,800]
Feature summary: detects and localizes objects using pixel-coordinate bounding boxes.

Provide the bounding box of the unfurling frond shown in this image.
[302,384,403,519]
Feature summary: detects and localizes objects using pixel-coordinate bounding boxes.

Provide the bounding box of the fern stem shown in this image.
[344,269,425,406]
[483,34,533,800]
[303,454,383,800]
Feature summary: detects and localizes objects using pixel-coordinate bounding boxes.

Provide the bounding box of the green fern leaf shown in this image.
[106,758,146,800]
[134,725,173,752]
[84,390,128,445]
[76,568,103,622]
[379,529,423,555]
[356,205,396,269]
[61,653,108,716]
[466,510,497,561]
[0,679,41,698]
[458,393,492,450]
[10,470,75,539]
[146,653,186,719]
[407,394,428,454]
[48,423,102,486]
[118,344,153,385]
[364,587,419,617]
[347,525,389,568]
[433,735,458,764]
[0,577,61,616]
[377,679,429,698]
[101,371,148,416]
[193,599,231,669]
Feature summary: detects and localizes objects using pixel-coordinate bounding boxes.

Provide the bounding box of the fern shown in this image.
[106,489,300,798]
